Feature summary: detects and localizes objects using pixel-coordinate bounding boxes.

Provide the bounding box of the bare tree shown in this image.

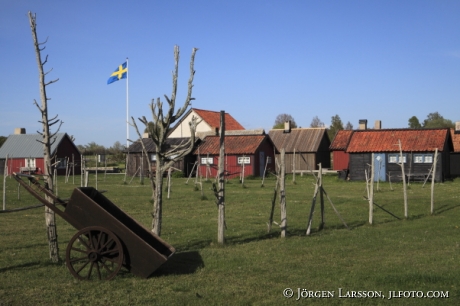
[273,114,297,129]
[310,116,325,128]
[131,46,199,236]
[29,11,62,262]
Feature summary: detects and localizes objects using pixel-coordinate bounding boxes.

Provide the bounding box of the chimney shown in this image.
[284,121,291,133]
[374,120,382,130]
[14,128,26,134]
[359,120,367,130]
[455,121,460,134]
[142,132,149,138]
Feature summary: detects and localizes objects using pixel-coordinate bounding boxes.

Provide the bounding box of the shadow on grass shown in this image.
[434,203,460,215]
[0,261,41,273]
[154,251,205,276]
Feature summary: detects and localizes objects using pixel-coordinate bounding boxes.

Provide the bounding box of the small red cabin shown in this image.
[194,130,276,179]
[0,130,81,176]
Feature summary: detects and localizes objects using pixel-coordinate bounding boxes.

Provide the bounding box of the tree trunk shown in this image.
[152,156,163,236]
[218,111,225,244]
[29,11,59,262]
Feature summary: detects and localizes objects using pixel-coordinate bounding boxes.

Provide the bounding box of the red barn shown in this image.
[194,130,276,179]
[330,130,353,171]
[0,129,81,176]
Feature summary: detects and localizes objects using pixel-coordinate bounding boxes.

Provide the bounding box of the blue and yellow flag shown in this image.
[107,62,128,84]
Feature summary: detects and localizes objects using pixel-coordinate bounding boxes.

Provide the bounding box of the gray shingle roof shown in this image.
[0,133,68,158]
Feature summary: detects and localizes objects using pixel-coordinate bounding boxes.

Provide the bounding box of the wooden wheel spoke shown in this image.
[87,262,94,280]
[70,246,87,254]
[100,260,116,273]
[100,247,120,257]
[69,255,88,263]
[76,236,91,249]
[75,260,90,274]
[99,237,115,251]
[95,261,102,280]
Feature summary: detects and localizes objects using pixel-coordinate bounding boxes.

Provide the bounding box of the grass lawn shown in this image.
[0,173,459,305]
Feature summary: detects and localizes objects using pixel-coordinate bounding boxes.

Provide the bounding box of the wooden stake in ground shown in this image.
[398,139,408,218]
[431,148,438,215]
[267,175,279,233]
[279,149,287,238]
[307,163,348,235]
[218,111,226,244]
[2,154,7,211]
[368,153,375,224]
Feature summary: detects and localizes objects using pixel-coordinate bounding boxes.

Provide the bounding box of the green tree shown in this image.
[422,112,455,128]
[0,136,6,148]
[344,121,353,130]
[273,114,297,129]
[328,115,344,140]
[408,116,422,128]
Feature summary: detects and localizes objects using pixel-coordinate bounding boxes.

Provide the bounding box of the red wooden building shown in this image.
[0,130,81,176]
[330,130,353,170]
[193,130,277,179]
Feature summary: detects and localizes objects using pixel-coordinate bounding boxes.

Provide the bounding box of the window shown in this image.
[414,154,433,163]
[201,157,213,165]
[267,156,272,164]
[238,156,250,164]
[25,158,36,168]
[388,154,406,163]
[57,158,67,169]
[150,154,157,161]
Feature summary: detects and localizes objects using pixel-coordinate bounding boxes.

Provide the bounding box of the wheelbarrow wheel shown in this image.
[66,226,124,280]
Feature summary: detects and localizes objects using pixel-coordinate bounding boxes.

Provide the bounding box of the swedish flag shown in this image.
[107,62,128,84]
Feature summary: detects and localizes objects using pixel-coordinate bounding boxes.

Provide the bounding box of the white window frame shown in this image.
[414,154,424,163]
[57,158,67,169]
[25,158,36,168]
[150,154,157,161]
[201,157,213,165]
[238,156,250,165]
[388,154,406,164]
[424,154,433,163]
[267,156,272,164]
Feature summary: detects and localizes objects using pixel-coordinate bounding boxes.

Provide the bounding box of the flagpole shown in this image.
[126,57,129,148]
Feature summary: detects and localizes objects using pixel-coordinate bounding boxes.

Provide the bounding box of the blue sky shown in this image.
[1,0,459,148]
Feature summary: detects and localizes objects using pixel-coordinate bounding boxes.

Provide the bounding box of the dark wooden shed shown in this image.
[346,128,453,182]
[450,128,460,177]
[268,127,331,173]
[126,137,200,177]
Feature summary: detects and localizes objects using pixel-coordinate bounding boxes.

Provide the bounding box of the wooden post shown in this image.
[398,140,408,218]
[319,163,325,230]
[72,154,75,184]
[167,167,172,199]
[292,148,296,183]
[280,149,287,238]
[80,154,83,187]
[431,148,438,215]
[3,154,7,210]
[267,176,279,232]
[261,157,269,187]
[369,153,374,224]
[218,111,226,244]
[95,154,98,190]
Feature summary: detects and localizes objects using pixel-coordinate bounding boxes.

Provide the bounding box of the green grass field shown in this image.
[0,173,459,305]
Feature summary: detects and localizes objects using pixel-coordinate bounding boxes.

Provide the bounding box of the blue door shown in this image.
[373,153,386,182]
[259,151,265,177]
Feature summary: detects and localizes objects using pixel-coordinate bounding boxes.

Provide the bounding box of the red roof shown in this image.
[194,135,267,155]
[193,108,245,131]
[451,129,460,153]
[346,129,449,153]
[330,130,353,151]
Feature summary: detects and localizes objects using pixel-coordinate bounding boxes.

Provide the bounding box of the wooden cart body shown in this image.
[65,187,175,278]
[12,173,175,279]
